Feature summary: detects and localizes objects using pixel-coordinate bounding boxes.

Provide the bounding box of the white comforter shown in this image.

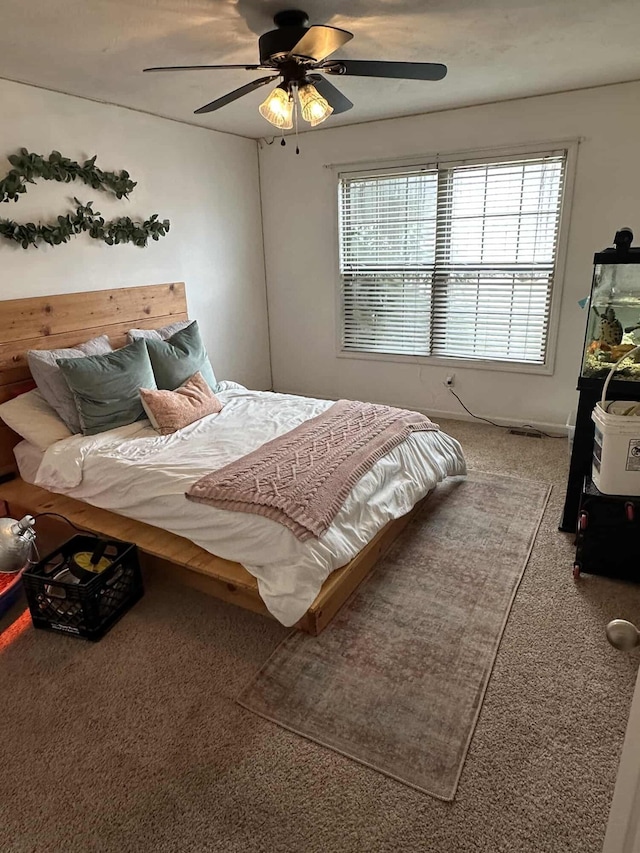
[35,386,466,626]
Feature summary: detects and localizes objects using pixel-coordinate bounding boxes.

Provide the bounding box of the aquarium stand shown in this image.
[564,229,640,531]
[560,376,640,531]
[573,476,640,581]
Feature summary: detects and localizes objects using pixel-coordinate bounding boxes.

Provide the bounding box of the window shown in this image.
[338,149,568,368]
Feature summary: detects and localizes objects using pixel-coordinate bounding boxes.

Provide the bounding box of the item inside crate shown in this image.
[23,535,143,641]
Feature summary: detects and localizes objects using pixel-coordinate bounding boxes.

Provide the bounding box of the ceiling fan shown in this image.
[143,9,447,130]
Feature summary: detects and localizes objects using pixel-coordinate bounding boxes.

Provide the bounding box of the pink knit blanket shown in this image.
[186,399,439,541]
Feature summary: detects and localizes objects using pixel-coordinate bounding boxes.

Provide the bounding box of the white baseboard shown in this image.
[271,386,568,438]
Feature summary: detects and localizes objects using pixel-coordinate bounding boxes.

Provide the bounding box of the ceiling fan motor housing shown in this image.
[259,28,309,64]
[259,9,311,64]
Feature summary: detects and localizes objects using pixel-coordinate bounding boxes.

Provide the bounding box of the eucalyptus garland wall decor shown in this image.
[0,149,170,249]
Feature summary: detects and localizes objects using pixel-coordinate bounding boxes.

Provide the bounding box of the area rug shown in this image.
[238,471,551,801]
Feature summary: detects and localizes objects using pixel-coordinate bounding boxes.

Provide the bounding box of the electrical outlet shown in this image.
[444,374,455,387]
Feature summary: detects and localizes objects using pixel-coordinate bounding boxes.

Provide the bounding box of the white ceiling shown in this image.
[2,0,640,139]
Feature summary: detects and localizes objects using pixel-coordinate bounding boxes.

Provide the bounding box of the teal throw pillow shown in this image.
[57,338,157,436]
[144,321,217,391]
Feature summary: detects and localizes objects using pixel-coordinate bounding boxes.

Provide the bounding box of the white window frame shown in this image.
[333,140,579,375]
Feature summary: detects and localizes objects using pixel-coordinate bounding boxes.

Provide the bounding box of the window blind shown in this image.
[339,168,437,356]
[338,151,567,365]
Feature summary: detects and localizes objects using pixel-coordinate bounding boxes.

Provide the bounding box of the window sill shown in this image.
[336,348,555,376]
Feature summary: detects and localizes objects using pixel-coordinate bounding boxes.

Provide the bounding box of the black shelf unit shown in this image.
[574,476,640,580]
[561,230,640,532]
[560,375,640,532]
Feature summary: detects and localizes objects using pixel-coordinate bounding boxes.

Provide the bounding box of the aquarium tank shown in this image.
[582,228,640,381]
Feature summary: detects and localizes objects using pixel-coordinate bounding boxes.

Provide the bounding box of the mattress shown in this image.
[33,388,466,626]
[13,440,45,485]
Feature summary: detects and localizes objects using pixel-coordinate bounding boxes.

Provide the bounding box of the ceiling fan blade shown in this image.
[194,76,278,115]
[144,64,266,73]
[325,60,447,81]
[289,25,353,62]
[310,76,353,115]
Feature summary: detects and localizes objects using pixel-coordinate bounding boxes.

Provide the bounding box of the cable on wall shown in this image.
[447,387,505,429]
[447,386,557,438]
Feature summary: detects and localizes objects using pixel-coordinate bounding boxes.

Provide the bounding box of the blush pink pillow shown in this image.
[139,372,223,435]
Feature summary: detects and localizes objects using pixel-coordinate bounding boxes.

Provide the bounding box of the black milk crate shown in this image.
[22,535,143,641]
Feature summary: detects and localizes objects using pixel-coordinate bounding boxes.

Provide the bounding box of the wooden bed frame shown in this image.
[0,283,429,635]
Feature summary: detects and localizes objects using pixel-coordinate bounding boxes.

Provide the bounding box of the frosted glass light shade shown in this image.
[297,83,334,126]
[259,85,294,129]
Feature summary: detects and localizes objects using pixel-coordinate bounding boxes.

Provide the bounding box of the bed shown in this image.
[0,283,465,632]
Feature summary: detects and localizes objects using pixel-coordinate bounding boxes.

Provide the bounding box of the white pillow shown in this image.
[27,334,113,433]
[127,320,192,344]
[0,388,72,451]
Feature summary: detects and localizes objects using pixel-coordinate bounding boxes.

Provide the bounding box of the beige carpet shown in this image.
[1,420,639,853]
[239,472,550,800]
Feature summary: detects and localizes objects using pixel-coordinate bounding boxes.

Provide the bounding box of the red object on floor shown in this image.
[0,609,30,652]
[0,573,21,595]
[0,570,26,622]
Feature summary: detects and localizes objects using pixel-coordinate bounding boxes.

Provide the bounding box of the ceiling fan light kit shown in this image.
[296,82,333,127]
[143,9,448,133]
[258,79,333,130]
[258,84,294,129]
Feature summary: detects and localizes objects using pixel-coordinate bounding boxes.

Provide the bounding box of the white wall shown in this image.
[0,79,271,390]
[259,81,640,430]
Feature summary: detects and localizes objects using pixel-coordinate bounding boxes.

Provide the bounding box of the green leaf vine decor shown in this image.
[0,149,170,249]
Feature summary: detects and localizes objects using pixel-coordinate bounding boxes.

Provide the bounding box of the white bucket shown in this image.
[592,344,640,495]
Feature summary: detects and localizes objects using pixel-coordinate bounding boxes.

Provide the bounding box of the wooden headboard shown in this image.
[0,282,188,476]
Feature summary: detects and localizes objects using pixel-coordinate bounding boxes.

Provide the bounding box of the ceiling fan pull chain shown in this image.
[295,98,300,155]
